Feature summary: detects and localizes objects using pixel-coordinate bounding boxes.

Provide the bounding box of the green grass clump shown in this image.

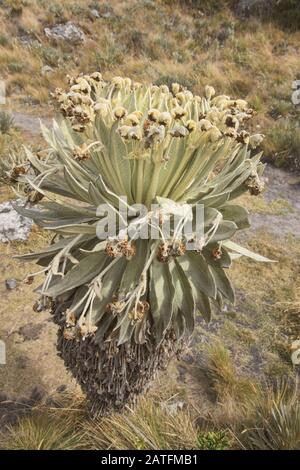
[0,111,14,134]
[265,119,300,171]
[197,430,231,450]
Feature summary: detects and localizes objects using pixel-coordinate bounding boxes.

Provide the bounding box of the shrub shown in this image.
[48,3,64,19]
[0,35,9,46]
[7,61,24,73]
[197,430,232,450]
[264,119,300,171]
[154,74,195,91]
[0,111,14,134]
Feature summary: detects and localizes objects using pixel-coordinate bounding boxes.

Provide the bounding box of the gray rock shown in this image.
[90,9,100,19]
[30,386,45,403]
[217,25,234,43]
[181,353,194,364]
[101,12,113,19]
[15,355,30,369]
[0,392,8,403]
[18,35,39,47]
[5,279,17,290]
[0,199,32,242]
[44,22,85,45]
[161,400,186,415]
[18,323,45,341]
[41,65,54,75]
[236,0,274,17]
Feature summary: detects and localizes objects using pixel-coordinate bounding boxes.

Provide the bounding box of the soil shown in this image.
[248,165,300,237]
[13,112,51,136]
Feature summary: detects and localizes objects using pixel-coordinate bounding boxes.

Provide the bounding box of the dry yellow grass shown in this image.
[1,1,298,163]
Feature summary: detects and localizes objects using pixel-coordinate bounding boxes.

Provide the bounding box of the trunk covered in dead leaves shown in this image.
[53,303,183,417]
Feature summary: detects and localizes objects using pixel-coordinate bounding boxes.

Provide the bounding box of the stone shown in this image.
[0,199,32,243]
[217,25,234,43]
[30,386,45,403]
[18,322,45,341]
[18,34,39,48]
[161,400,186,415]
[181,353,194,364]
[5,279,17,290]
[15,355,30,369]
[90,9,100,19]
[101,12,113,19]
[44,22,85,45]
[41,65,54,75]
[0,392,8,403]
[236,0,274,17]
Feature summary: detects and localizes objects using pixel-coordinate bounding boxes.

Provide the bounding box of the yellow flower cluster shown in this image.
[53,73,264,152]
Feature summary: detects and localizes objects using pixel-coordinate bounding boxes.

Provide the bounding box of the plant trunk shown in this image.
[52,302,183,417]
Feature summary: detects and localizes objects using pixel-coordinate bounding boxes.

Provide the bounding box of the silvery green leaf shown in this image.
[110,123,133,201]
[64,167,90,203]
[219,204,250,230]
[195,290,211,322]
[178,252,217,299]
[223,240,276,262]
[150,259,175,343]
[209,220,238,243]
[171,259,195,335]
[117,315,134,345]
[16,235,85,262]
[91,258,127,324]
[42,222,97,235]
[45,251,106,297]
[209,265,235,303]
[119,240,148,296]
[199,191,230,208]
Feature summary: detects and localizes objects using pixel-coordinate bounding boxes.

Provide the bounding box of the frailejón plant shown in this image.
[1,74,271,416]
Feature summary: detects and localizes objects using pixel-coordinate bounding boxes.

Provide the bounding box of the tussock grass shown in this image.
[3,379,299,450]
[1,414,84,450]
[83,396,198,450]
[237,381,300,450]
[239,194,293,215]
[0,384,202,450]
[205,342,258,405]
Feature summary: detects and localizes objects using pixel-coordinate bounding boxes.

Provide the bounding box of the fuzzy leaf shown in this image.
[178,252,217,299]
[150,259,175,343]
[171,259,195,335]
[45,252,106,297]
[209,265,235,303]
[223,240,276,262]
[219,204,250,230]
